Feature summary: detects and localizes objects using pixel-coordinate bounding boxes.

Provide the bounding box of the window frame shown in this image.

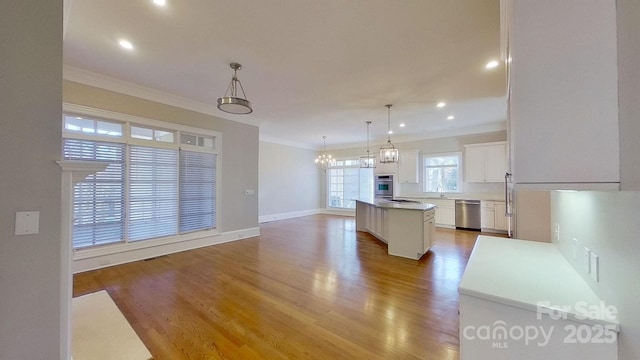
[422,151,462,194]
[63,103,221,258]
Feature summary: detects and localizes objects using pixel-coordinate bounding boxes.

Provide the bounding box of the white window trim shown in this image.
[422,151,462,194]
[62,103,222,258]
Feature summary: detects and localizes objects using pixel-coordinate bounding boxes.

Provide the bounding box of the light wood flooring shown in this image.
[73,215,496,360]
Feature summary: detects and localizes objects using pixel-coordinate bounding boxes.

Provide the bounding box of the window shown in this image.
[64,139,126,248]
[423,153,461,193]
[63,113,218,250]
[328,159,373,209]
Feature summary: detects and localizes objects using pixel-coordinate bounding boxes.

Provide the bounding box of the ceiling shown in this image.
[63,0,506,150]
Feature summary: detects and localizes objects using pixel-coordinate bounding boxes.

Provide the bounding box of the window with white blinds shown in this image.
[63,139,126,248]
[63,113,219,250]
[179,150,217,233]
[128,146,179,241]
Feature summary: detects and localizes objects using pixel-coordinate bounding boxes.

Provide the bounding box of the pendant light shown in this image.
[379,104,399,163]
[217,62,253,115]
[359,121,376,168]
[315,136,335,170]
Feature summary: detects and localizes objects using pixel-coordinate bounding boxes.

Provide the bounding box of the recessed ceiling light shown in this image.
[447,115,455,120]
[118,39,134,50]
[388,130,393,135]
[152,0,166,6]
[399,123,406,127]
[76,117,82,119]
[485,60,499,69]
[436,102,446,108]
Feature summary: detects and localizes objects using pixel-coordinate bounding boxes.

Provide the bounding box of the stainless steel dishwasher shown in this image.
[455,199,481,230]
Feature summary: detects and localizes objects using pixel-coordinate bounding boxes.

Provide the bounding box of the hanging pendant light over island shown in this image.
[379,104,399,163]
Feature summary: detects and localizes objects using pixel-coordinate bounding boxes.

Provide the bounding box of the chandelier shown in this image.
[217,62,253,115]
[315,136,335,170]
[379,104,399,163]
[360,121,376,168]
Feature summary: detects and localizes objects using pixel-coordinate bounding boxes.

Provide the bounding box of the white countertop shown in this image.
[459,236,619,329]
[355,198,436,211]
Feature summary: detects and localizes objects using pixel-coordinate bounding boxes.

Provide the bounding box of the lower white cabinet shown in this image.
[481,200,507,233]
[355,200,436,259]
[424,199,455,227]
[494,202,508,231]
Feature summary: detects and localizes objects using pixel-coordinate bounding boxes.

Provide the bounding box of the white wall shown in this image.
[259,141,323,222]
[329,131,507,198]
[551,191,640,360]
[0,0,64,358]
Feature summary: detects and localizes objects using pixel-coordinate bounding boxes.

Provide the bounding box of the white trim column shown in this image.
[57,160,109,359]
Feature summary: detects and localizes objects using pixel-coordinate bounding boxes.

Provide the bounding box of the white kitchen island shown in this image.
[459,236,619,359]
[355,199,436,260]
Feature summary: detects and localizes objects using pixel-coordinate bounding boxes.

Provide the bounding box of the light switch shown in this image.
[15,211,40,235]
[244,189,255,195]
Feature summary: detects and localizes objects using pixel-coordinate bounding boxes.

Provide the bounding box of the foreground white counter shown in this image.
[459,236,619,359]
[355,199,436,260]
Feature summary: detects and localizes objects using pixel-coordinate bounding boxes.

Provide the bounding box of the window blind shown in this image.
[179,150,216,233]
[128,146,178,241]
[63,139,126,248]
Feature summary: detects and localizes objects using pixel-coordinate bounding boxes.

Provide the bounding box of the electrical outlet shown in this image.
[590,252,599,282]
[555,224,560,242]
[572,238,578,260]
[583,247,591,273]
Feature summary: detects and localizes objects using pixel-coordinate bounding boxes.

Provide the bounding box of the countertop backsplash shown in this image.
[398,181,504,201]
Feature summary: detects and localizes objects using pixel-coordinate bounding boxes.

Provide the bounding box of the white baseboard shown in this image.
[73,227,260,273]
[321,208,355,217]
[258,208,324,223]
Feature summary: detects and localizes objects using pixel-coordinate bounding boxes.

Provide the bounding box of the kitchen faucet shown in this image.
[436,184,445,198]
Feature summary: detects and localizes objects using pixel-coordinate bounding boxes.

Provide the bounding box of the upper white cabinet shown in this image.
[398,150,419,183]
[373,160,398,175]
[504,0,620,185]
[464,142,506,183]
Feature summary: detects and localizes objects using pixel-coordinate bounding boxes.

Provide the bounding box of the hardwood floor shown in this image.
[73,215,494,360]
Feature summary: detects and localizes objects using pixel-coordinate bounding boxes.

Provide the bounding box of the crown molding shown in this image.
[63,65,258,128]
[259,134,318,150]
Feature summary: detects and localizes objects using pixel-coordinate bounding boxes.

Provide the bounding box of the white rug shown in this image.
[72,290,153,360]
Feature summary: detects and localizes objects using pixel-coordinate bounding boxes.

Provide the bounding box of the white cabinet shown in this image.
[424,199,455,228]
[505,0,620,185]
[355,200,436,260]
[398,150,419,183]
[481,200,508,233]
[480,201,495,229]
[494,202,507,231]
[373,161,398,175]
[464,142,506,183]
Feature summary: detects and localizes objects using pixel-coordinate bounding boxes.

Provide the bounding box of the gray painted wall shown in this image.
[63,81,259,232]
[259,141,321,217]
[551,191,640,360]
[0,1,64,358]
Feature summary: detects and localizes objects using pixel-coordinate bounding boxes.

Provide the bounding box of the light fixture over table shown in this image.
[315,136,335,170]
[379,104,399,163]
[217,62,253,115]
[360,121,376,168]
